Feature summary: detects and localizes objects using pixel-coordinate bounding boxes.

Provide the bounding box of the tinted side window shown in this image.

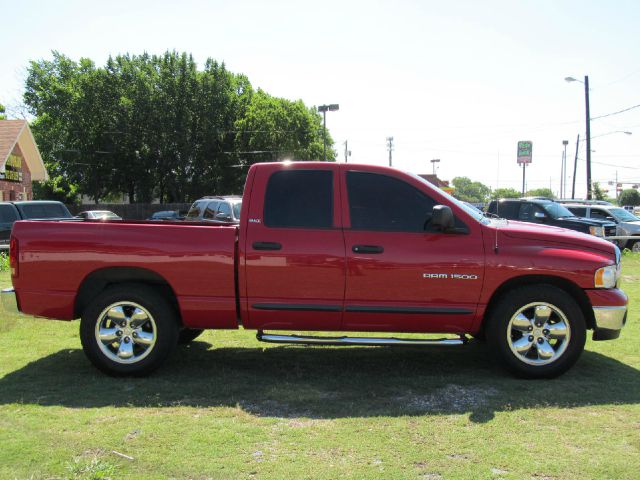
[347,172,436,232]
[203,201,220,220]
[568,206,587,217]
[0,205,19,223]
[218,202,231,218]
[19,203,70,219]
[493,201,519,219]
[264,170,333,229]
[518,203,536,221]
[590,209,610,220]
[186,201,206,219]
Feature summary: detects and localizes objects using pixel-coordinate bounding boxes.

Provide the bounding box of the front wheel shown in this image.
[80,284,179,376]
[486,285,586,378]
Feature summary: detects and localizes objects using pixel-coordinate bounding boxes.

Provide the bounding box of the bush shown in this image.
[0,252,9,272]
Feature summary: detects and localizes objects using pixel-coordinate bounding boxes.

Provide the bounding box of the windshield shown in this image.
[409,172,488,224]
[609,207,640,222]
[540,202,575,219]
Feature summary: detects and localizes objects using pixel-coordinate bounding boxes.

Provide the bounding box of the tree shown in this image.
[492,187,521,199]
[451,177,491,203]
[0,103,5,120]
[592,182,608,201]
[23,51,331,204]
[525,188,554,199]
[619,189,640,206]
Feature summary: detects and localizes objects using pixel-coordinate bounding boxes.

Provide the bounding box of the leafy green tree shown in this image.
[0,103,6,120]
[451,177,491,203]
[23,51,331,204]
[619,189,640,206]
[525,188,554,199]
[592,182,608,201]
[492,187,521,199]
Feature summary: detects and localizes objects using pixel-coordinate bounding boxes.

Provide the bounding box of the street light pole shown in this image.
[317,104,339,161]
[431,158,440,175]
[561,140,569,198]
[584,75,592,199]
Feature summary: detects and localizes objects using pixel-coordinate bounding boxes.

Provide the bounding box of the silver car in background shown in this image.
[564,203,640,252]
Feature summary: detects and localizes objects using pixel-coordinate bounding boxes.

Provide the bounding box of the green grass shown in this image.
[1,256,639,479]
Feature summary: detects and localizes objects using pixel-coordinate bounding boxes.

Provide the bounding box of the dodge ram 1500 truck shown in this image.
[2,162,628,378]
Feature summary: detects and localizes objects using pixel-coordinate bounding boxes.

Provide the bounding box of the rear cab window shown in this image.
[264,170,333,229]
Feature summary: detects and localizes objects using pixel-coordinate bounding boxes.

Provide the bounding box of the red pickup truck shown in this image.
[2,162,628,378]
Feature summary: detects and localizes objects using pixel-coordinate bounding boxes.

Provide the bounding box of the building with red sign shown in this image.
[0,120,48,201]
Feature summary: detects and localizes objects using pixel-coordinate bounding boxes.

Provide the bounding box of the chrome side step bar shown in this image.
[256,331,467,347]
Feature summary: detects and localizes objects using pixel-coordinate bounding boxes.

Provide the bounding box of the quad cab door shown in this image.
[340,167,485,333]
[242,164,346,330]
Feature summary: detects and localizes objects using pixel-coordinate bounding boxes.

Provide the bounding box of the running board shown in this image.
[256,331,467,347]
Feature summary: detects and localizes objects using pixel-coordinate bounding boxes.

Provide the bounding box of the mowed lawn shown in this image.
[0,256,638,479]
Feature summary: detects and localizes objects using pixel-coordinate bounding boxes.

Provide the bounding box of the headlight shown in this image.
[594,264,620,288]
[589,226,604,237]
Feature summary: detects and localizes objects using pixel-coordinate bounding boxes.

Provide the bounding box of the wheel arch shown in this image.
[482,275,595,332]
[74,267,181,322]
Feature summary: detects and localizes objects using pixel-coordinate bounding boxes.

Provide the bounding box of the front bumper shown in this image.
[1,288,19,315]
[592,306,627,341]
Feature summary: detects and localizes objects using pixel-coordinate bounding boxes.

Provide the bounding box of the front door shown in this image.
[341,169,485,333]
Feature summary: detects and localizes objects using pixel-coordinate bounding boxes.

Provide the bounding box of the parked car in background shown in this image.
[486,198,616,239]
[0,200,73,244]
[76,210,121,220]
[563,203,640,252]
[185,195,242,224]
[147,210,184,221]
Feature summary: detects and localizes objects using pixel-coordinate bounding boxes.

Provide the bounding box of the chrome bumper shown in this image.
[1,288,19,315]
[592,306,627,341]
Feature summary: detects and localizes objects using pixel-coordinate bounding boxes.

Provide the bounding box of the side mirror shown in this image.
[216,213,232,221]
[431,205,455,231]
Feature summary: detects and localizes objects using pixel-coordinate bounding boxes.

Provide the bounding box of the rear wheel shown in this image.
[632,240,640,253]
[80,284,179,376]
[486,285,586,378]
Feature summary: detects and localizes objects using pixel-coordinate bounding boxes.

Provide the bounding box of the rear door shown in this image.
[242,165,345,330]
[341,169,484,333]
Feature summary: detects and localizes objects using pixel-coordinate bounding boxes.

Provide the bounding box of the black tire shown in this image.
[631,240,640,253]
[80,284,179,376]
[178,328,204,345]
[486,285,586,379]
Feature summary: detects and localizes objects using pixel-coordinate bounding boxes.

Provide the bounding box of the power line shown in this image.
[592,103,640,121]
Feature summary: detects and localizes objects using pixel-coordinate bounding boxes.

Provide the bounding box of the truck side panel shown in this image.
[12,221,238,328]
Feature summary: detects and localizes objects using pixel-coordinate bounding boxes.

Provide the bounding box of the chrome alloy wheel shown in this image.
[94,302,157,364]
[506,302,571,366]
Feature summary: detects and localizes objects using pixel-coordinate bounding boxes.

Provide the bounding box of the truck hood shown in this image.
[557,216,615,228]
[619,220,640,233]
[490,219,615,256]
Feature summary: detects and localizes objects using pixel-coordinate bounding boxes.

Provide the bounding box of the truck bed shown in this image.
[12,220,239,328]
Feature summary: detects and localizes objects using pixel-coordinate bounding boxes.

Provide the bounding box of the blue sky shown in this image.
[1,0,638,197]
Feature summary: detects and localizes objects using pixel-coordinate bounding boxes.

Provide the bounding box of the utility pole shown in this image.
[343,140,351,163]
[386,137,394,166]
[571,134,580,199]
